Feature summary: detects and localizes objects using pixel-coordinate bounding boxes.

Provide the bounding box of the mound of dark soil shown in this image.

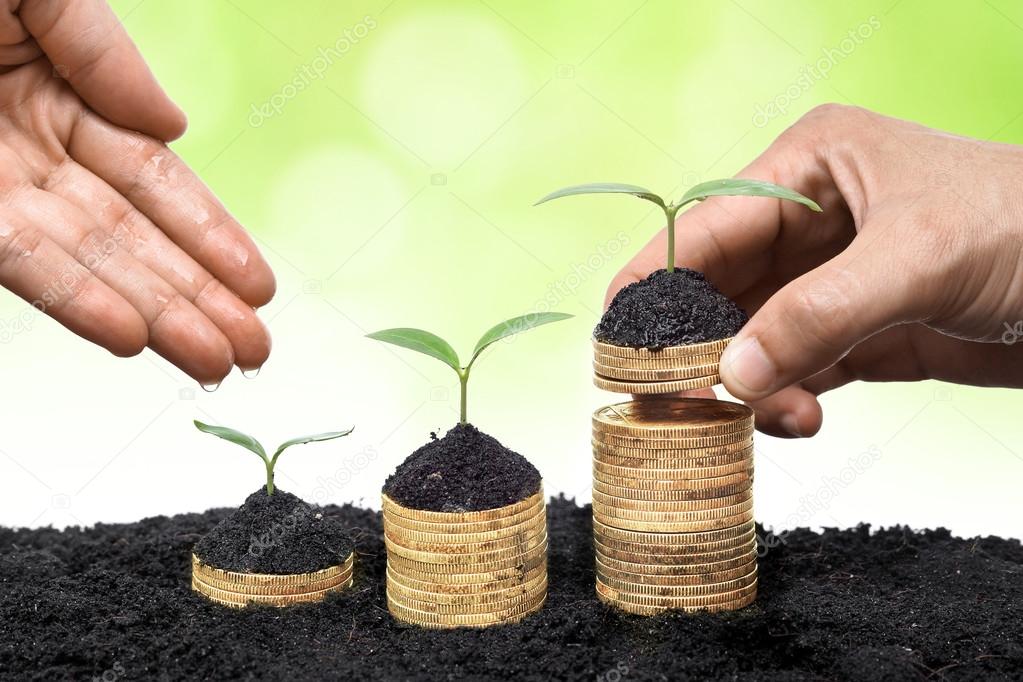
[192,489,353,574]
[1,498,1021,680]
[596,269,748,349]
[383,423,542,512]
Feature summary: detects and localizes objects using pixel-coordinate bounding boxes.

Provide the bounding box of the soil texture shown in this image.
[596,269,748,349]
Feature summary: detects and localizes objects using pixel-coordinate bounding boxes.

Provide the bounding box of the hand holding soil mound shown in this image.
[193,489,354,574]
[383,423,542,513]
[596,269,748,350]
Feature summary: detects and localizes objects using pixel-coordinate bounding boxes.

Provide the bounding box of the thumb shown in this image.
[20,0,187,141]
[719,231,925,401]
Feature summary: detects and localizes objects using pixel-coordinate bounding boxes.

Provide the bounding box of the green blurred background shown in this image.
[1,0,1020,537]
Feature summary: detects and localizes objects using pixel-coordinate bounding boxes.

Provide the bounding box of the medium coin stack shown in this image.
[591,399,757,614]
[383,489,549,628]
[592,337,733,394]
[191,551,355,608]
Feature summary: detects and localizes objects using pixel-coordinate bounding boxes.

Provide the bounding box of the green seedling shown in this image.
[194,421,354,495]
[536,179,821,272]
[367,312,572,424]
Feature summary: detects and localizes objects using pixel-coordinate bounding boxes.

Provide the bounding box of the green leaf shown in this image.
[677,178,822,212]
[273,428,354,460]
[534,183,666,208]
[194,420,267,462]
[469,312,573,365]
[366,328,461,372]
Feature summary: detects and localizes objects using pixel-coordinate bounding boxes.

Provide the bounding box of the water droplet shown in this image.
[200,381,221,393]
[241,367,261,379]
[21,250,32,257]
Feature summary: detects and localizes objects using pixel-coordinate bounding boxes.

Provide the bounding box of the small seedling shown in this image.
[194,421,354,495]
[536,179,821,272]
[367,312,572,424]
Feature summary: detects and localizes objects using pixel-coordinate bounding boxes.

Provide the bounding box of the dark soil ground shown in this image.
[2,497,1021,681]
[192,489,354,574]
[383,423,542,512]
[596,269,748,349]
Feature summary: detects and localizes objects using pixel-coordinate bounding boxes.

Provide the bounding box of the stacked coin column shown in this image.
[191,552,355,608]
[590,337,757,615]
[382,490,549,628]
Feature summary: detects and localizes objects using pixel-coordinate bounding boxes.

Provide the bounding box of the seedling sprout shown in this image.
[536,179,821,272]
[367,312,572,424]
[194,421,354,495]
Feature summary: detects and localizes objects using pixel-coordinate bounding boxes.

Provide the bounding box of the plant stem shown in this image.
[665,204,680,272]
[265,458,275,496]
[458,370,469,424]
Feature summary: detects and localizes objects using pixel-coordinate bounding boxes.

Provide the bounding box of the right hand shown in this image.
[606,104,1023,438]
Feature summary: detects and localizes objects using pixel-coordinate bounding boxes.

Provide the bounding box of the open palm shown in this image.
[0,1,275,384]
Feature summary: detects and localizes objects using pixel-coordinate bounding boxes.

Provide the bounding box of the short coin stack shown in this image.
[191,551,355,608]
[591,399,757,614]
[592,337,732,395]
[383,489,548,628]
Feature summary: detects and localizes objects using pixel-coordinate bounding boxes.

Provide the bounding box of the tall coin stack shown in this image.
[382,489,549,628]
[591,398,757,615]
[592,337,732,395]
[191,551,355,608]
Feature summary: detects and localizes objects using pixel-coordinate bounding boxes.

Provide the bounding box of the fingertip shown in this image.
[720,335,778,400]
[107,312,149,358]
[160,106,188,142]
[242,263,276,308]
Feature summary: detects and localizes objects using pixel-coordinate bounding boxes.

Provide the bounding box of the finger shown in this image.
[719,227,929,402]
[19,0,187,140]
[744,385,824,439]
[13,187,235,384]
[0,7,41,66]
[68,112,276,307]
[43,159,271,371]
[0,215,146,356]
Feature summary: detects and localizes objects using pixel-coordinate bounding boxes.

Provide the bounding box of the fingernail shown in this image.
[240,367,261,379]
[780,414,803,438]
[720,337,777,395]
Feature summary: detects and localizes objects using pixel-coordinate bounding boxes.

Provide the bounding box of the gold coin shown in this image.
[192,575,353,608]
[592,337,734,359]
[592,457,752,480]
[593,479,751,502]
[592,427,753,449]
[593,361,720,382]
[387,572,548,609]
[596,557,757,586]
[387,592,546,628]
[388,580,546,616]
[591,488,751,511]
[593,445,753,469]
[593,399,754,437]
[593,373,721,394]
[591,491,753,516]
[386,550,547,581]
[593,517,754,544]
[594,540,757,570]
[193,565,353,596]
[384,514,547,552]
[381,490,544,524]
[591,439,754,459]
[383,501,545,535]
[387,568,546,605]
[597,587,756,615]
[597,566,757,596]
[593,509,753,533]
[385,529,547,565]
[593,350,723,370]
[592,497,752,521]
[190,553,354,587]
[593,467,752,490]
[595,579,756,607]
[383,509,546,546]
[594,526,756,555]
[387,560,548,595]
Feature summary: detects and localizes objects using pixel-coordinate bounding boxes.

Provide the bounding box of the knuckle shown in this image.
[784,274,858,352]
[0,223,44,272]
